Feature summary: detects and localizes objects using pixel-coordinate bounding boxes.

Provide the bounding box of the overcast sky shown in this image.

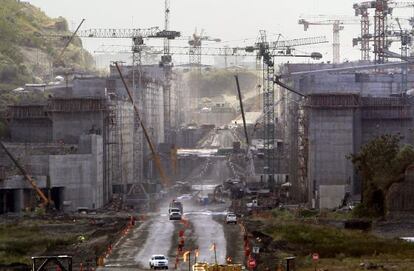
[26,0,414,65]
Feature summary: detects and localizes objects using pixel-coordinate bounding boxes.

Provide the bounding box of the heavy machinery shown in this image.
[299,15,361,63]
[0,141,52,209]
[188,28,221,73]
[97,35,326,181]
[353,0,414,63]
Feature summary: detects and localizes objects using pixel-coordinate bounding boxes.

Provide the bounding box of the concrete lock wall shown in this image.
[308,108,355,208]
[10,119,53,143]
[52,112,105,144]
[49,135,103,211]
[72,77,107,98]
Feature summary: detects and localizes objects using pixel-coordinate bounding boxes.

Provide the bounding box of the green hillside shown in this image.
[0,0,95,90]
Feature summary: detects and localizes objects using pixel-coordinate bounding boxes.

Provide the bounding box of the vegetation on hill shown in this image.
[0,0,94,90]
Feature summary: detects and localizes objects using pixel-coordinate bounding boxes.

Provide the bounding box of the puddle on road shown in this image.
[184,210,228,216]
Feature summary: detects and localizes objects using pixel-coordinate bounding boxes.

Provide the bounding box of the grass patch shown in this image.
[0,224,78,265]
[264,222,414,258]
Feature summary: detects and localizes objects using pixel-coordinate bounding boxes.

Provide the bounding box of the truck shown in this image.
[169,200,183,214]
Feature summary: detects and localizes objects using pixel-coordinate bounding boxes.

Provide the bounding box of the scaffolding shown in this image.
[297,100,309,203]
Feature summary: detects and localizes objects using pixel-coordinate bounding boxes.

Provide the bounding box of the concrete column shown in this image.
[13,189,24,213]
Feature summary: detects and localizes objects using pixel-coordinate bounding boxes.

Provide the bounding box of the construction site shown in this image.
[3,0,414,270]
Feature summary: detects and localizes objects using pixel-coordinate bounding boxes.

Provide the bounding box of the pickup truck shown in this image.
[169,200,183,213]
[149,255,169,269]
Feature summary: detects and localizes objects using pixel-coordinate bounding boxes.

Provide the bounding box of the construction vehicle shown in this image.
[169,200,183,214]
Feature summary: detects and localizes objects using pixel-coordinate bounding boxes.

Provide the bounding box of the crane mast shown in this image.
[257,30,276,181]
[163,0,173,143]
[164,0,171,56]
[354,0,414,62]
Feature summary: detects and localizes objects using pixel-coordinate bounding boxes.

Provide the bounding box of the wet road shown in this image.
[198,128,241,149]
[99,130,243,270]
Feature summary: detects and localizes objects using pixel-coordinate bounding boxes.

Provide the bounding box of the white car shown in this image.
[149,255,169,269]
[169,211,182,220]
[225,213,237,224]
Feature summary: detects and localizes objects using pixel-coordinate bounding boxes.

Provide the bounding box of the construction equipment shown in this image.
[188,28,221,72]
[254,31,323,187]
[114,62,170,188]
[98,35,326,181]
[299,15,361,63]
[353,0,414,63]
[71,27,180,65]
[0,141,52,208]
[162,0,174,143]
[234,75,255,178]
[95,37,328,58]
[235,75,249,146]
[395,17,411,92]
[54,19,85,67]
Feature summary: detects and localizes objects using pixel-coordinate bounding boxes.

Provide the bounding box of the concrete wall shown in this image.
[72,77,107,98]
[52,112,105,144]
[53,77,107,98]
[308,108,355,207]
[49,135,103,211]
[10,119,52,143]
[282,62,414,208]
[110,102,134,189]
[0,136,104,212]
[285,62,414,97]
[319,185,346,209]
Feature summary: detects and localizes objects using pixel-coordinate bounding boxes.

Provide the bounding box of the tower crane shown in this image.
[47,27,180,69]
[95,35,327,180]
[395,17,411,92]
[353,0,414,63]
[50,25,181,145]
[94,37,327,59]
[48,26,180,189]
[299,16,361,64]
[162,0,174,143]
[250,32,324,181]
[188,28,221,73]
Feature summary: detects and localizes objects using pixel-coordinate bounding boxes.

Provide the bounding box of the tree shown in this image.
[349,135,414,217]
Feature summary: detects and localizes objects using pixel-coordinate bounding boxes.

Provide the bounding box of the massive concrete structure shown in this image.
[281,62,414,209]
[0,62,184,213]
[0,134,103,212]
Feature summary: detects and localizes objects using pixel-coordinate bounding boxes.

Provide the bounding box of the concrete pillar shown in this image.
[13,189,24,213]
[0,192,6,214]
